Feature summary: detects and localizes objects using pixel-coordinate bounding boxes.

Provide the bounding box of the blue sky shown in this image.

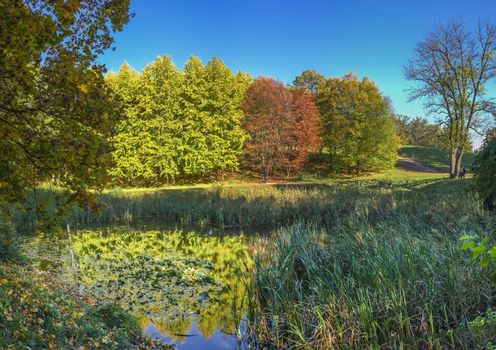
[100,0,496,121]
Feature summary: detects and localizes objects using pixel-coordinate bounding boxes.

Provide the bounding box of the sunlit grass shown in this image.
[399,145,476,172]
[245,179,496,348]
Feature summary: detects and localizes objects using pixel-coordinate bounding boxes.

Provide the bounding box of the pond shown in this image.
[20,224,265,349]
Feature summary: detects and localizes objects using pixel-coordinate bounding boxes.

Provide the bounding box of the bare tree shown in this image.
[405,20,496,178]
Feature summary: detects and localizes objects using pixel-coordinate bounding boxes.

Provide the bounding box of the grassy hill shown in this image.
[398,145,476,173]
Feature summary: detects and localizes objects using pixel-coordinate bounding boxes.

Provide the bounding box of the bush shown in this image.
[0,217,23,263]
[474,139,496,210]
[470,308,496,349]
[0,263,169,349]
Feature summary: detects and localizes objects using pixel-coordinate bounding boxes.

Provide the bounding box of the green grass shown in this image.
[12,172,447,231]
[9,172,496,348]
[399,145,476,172]
[245,179,496,349]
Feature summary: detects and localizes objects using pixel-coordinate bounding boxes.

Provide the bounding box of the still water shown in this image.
[21,225,262,349]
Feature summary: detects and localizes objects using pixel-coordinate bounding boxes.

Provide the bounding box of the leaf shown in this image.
[459,234,475,241]
[480,256,491,267]
[471,246,487,259]
[461,241,476,250]
[489,247,496,259]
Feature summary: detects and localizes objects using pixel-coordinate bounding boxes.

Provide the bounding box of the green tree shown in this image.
[0,0,131,208]
[179,57,250,178]
[316,74,398,174]
[107,56,250,184]
[108,56,184,185]
[292,70,325,95]
[405,20,496,178]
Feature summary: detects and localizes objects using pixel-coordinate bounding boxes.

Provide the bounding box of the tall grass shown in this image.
[245,180,496,349]
[13,178,469,231]
[10,177,496,348]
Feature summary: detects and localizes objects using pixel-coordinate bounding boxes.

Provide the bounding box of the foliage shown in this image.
[107,56,251,185]
[474,138,496,210]
[395,115,443,147]
[316,73,399,174]
[0,218,22,263]
[405,20,496,178]
[292,70,325,95]
[485,127,496,144]
[459,234,496,347]
[469,308,496,349]
[0,263,170,349]
[0,0,131,209]
[241,77,319,181]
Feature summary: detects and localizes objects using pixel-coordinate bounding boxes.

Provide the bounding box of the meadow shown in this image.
[7,169,496,349]
[399,145,476,172]
[245,178,496,349]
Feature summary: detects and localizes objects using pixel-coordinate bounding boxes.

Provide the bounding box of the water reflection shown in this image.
[21,227,255,348]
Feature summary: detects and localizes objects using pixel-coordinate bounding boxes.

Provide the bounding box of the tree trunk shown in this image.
[263,165,270,183]
[455,148,463,178]
[449,148,457,179]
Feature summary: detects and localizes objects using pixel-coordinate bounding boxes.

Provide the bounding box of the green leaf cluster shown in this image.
[107,56,251,185]
[460,234,496,268]
[0,0,131,209]
[316,74,399,174]
[474,138,496,210]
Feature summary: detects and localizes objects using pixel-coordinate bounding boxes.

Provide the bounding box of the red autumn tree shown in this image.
[242,77,319,181]
[286,88,320,176]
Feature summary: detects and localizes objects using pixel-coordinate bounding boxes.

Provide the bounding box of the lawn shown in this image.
[399,145,477,172]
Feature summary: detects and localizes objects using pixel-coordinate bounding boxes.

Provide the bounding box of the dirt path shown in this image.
[396,156,442,173]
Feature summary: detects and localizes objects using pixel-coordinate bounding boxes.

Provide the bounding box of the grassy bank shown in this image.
[245,179,496,348]
[399,145,476,172]
[12,174,448,231]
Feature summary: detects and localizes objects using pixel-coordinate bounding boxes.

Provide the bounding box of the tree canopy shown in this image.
[107,56,251,185]
[316,74,399,174]
[0,0,131,208]
[292,70,325,95]
[242,77,319,181]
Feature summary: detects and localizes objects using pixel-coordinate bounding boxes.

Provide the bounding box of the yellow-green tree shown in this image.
[292,70,325,95]
[0,0,130,207]
[179,56,251,178]
[316,74,398,174]
[107,56,251,185]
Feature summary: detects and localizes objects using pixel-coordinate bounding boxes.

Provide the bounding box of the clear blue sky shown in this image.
[100,0,496,121]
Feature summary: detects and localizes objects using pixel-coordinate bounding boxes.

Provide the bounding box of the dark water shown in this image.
[21,224,265,349]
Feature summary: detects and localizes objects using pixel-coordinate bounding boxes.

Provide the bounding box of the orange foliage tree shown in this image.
[241,77,319,181]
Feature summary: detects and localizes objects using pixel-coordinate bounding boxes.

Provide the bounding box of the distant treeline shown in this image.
[107,60,399,185]
[395,115,473,151]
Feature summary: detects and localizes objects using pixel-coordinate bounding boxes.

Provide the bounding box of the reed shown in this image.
[244,180,496,348]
